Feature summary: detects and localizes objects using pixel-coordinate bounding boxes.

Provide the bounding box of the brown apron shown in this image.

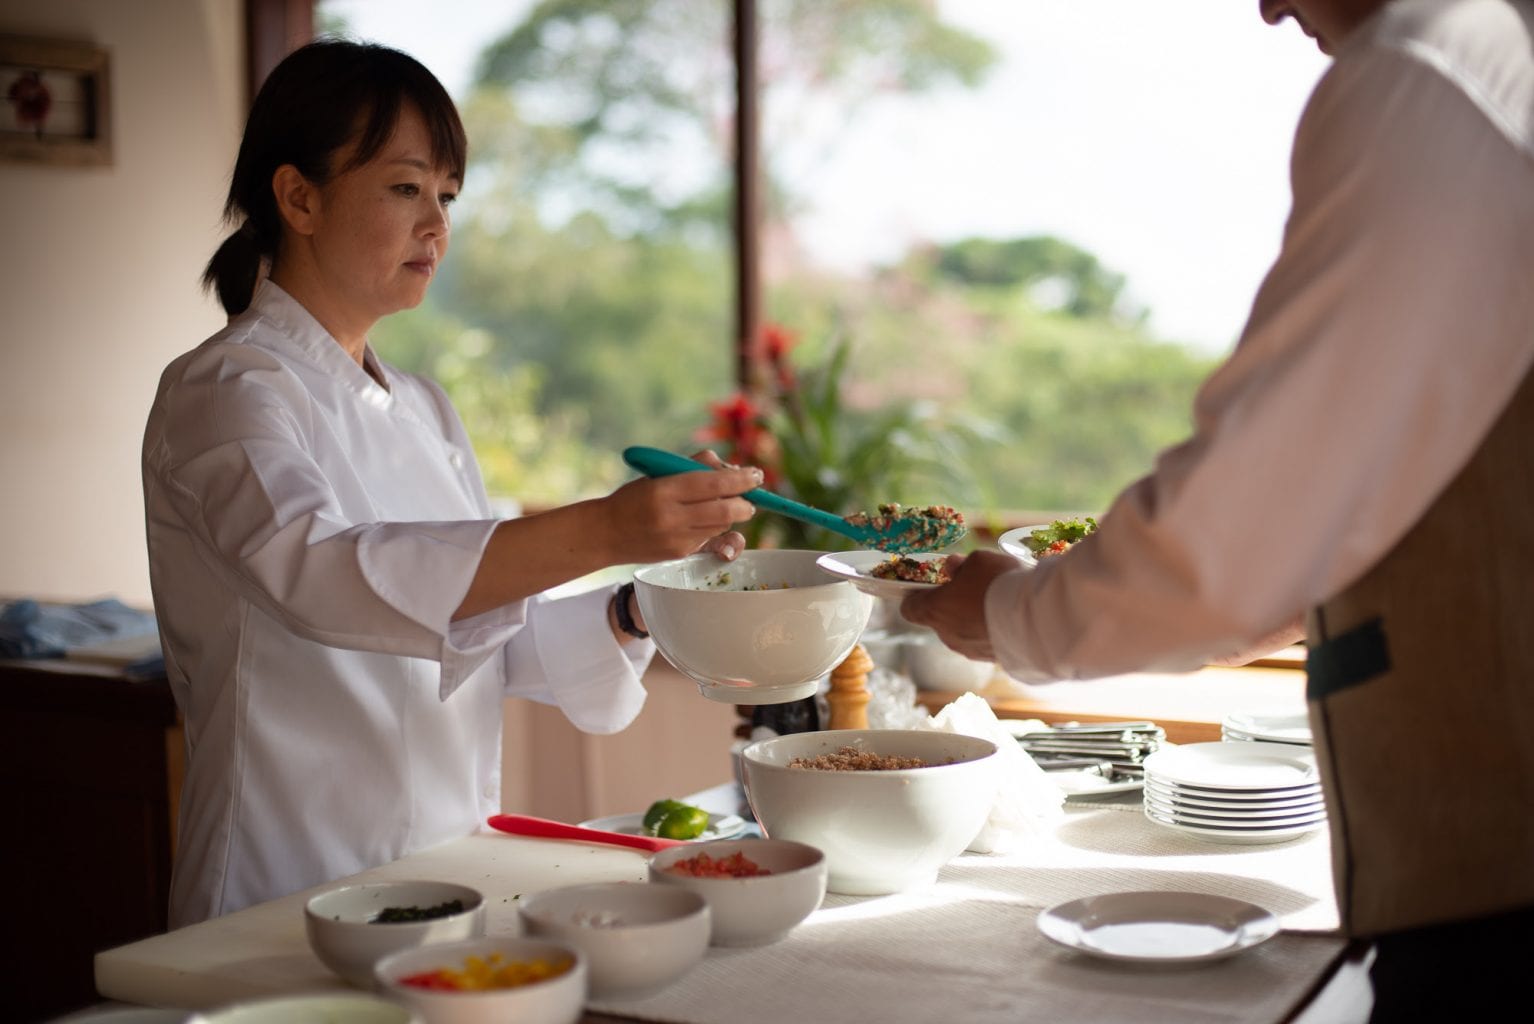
[1306,364,1534,937]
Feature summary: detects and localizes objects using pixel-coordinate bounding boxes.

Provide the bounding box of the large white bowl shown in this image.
[648,838,828,947]
[304,880,487,988]
[633,549,874,704]
[374,936,586,1024]
[742,729,1000,895]
[517,882,710,999]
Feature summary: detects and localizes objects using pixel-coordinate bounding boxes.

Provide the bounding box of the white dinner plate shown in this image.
[1142,741,1318,791]
[1143,793,1326,828]
[1143,804,1326,844]
[579,811,747,843]
[1222,712,1313,744]
[814,550,958,600]
[1144,777,1323,804]
[1143,778,1324,812]
[1037,891,1280,965]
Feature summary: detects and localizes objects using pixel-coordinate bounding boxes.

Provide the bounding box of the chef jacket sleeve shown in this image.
[148,345,522,696]
[985,42,1534,681]
[499,584,655,733]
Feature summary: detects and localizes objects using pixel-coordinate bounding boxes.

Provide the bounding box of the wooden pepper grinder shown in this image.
[827,643,874,730]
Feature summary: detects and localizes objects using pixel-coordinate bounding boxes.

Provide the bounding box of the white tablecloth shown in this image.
[589,793,1345,1024]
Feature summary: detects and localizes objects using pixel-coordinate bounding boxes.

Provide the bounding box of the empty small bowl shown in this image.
[304,880,487,987]
[198,993,420,1024]
[517,882,710,999]
[742,728,1000,895]
[648,838,827,947]
[374,936,585,1024]
[633,549,874,704]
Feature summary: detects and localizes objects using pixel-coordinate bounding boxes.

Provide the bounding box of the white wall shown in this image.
[0,0,243,606]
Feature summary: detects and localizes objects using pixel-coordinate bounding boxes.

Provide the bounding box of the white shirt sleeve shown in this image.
[985,40,1534,682]
[149,343,522,695]
[500,584,656,734]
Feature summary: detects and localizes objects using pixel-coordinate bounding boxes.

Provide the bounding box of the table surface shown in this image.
[95,780,1367,1024]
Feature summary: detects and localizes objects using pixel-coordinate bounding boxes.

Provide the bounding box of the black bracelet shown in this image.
[613,582,649,639]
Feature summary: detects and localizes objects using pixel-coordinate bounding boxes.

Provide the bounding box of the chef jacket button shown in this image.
[483,784,496,799]
[449,451,464,470]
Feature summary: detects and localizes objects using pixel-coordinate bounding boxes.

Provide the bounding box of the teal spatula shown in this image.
[622,446,966,554]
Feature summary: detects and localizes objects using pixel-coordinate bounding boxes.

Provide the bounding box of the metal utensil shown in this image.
[622,446,967,554]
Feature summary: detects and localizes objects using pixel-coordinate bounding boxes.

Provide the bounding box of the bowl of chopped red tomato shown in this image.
[647,837,828,948]
[374,936,586,1024]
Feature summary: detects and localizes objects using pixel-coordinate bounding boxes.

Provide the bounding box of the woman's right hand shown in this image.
[598,463,760,564]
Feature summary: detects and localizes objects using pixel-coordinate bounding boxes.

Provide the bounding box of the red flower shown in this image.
[761,322,798,396]
[694,392,780,487]
[762,322,797,361]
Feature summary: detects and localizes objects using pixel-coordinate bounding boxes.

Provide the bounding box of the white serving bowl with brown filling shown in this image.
[633,549,874,705]
[741,729,1000,895]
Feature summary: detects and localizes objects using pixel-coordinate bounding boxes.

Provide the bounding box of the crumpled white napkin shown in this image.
[922,692,1065,853]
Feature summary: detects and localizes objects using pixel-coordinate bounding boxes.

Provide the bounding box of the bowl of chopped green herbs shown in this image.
[305,879,487,987]
[997,517,1100,566]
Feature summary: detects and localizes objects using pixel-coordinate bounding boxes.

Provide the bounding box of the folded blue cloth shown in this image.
[0,598,161,676]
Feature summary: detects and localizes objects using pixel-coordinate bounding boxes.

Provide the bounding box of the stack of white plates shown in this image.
[1221,711,1312,746]
[1140,741,1326,844]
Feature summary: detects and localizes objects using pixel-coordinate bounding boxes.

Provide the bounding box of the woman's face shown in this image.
[306,104,460,328]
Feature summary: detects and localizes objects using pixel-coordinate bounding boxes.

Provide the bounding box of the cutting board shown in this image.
[94,832,649,1010]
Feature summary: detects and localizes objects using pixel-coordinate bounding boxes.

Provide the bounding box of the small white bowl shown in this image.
[633,549,874,704]
[517,882,710,999]
[198,993,420,1024]
[304,880,487,987]
[374,936,585,1024]
[742,728,1000,895]
[648,838,827,947]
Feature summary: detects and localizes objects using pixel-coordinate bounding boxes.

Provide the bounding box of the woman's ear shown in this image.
[272,164,319,236]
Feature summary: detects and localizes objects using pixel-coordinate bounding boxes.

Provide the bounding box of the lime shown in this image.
[641,799,687,834]
[655,805,710,840]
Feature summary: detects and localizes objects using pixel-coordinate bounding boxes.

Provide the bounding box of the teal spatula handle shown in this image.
[621,446,854,538]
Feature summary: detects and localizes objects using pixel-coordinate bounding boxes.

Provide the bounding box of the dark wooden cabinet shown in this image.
[0,659,179,1023]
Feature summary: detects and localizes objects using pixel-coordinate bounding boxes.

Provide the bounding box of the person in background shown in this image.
[904,1,1534,1018]
[143,39,756,927]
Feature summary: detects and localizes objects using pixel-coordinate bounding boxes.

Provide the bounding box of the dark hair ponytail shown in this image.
[202,38,467,316]
[201,221,266,317]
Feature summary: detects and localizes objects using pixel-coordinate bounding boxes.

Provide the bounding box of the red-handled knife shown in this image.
[486,813,685,853]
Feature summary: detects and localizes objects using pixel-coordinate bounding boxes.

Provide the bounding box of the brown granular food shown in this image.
[788,746,931,771]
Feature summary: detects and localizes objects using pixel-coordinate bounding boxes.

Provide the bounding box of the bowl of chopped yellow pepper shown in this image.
[374,936,587,1024]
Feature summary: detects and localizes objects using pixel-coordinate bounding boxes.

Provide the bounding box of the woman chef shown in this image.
[142,39,757,927]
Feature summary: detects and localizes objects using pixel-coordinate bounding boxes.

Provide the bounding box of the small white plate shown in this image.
[579,811,747,843]
[1141,741,1318,791]
[814,550,957,600]
[994,526,1044,565]
[1037,891,1280,965]
[1054,772,1145,799]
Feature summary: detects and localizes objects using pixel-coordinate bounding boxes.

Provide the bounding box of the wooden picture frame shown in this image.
[0,34,111,166]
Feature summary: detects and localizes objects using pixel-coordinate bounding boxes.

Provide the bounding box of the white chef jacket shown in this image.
[143,280,654,927]
[985,0,1534,681]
